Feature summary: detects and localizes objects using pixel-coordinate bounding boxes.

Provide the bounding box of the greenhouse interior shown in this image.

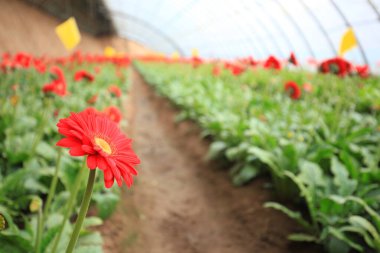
[0,0,379,253]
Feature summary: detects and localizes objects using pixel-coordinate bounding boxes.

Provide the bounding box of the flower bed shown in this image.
[135,58,380,253]
[0,52,137,253]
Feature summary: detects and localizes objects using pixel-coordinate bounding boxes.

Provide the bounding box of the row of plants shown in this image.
[134,56,380,253]
[0,52,135,253]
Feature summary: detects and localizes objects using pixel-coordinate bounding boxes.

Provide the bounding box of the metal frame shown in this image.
[299,0,337,55]
[329,0,369,65]
[111,10,185,55]
[274,0,316,58]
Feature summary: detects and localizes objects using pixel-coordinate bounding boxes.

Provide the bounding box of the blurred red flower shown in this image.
[284,81,301,100]
[212,65,221,77]
[191,56,203,68]
[319,57,353,77]
[264,56,281,70]
[355,65,369,78]
[302,83,313,93]
[103,106,122,123]
[87,94,98,105]
[288,52,298,66]
[74,70,94,82]
[108,85,122,97]
[56,108,140,188]
[42,66,67,96]
[230,64,245,76]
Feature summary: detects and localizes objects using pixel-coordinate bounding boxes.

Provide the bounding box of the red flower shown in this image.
[355,65,369,78]
[288,52,298,66]
[264,56,281,70]
[74,70,94,82]
[108,85,122,97]
[319,57,353,77]
[87,94,98,105]
[302,83,313,93]
[212,65,221,77]
[230,64,245,76]
[191,56,203,68]
[103,106,122,123]
[42,66,67,96]
[56,109,140,188]
[284,81,301,100]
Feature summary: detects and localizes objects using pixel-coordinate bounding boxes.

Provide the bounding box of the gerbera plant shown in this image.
[284,81,301,100]
[56,108,140,252]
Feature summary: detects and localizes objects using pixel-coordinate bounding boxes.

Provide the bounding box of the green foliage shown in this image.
[136,61,380,253]
[0,62,130,252]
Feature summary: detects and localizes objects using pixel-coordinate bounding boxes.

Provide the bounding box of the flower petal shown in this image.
[87,155,97,170]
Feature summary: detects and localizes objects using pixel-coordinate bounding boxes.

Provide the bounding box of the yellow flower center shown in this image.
[95,137,112,154]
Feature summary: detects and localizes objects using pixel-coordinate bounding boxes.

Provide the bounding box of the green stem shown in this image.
[51,161,86,253]
[42,149,63,221]
[35,208,43,253]
[31,98,51,155]
[66,169,96,253]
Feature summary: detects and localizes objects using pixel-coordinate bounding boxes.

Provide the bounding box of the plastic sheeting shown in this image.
[104,0,380,68]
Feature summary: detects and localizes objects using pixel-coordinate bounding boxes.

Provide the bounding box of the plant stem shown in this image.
[51,161,86,253]
[31,98,51,155]
[34,208,43,253]
[66,169,96,253]
[42,149,62,221]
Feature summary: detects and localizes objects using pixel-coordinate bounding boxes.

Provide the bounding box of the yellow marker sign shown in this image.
[339,27,357,56]
[55,17,81,51]
[192,48,199,57]
[171,51,180,59]
[104,46,116,57]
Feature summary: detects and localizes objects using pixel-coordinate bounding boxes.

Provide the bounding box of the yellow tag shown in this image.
[339,27,357,56]
[55,17,81,51]
[171,51,180,59]
[104,46,116,57]
[191,48,199,57]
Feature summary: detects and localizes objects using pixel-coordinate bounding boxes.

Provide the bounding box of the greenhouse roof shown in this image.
[104,0,380,68]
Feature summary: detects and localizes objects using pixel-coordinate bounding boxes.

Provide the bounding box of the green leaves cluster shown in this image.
[0,63,128,252]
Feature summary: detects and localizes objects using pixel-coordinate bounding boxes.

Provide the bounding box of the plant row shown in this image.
[135,57,380,253]
[0,52,130,253]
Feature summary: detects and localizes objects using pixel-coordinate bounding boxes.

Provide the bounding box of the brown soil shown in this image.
[98,69,322,253]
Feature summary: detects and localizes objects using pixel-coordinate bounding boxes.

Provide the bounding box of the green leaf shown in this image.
[247,147,280,175]
[93,192,119,220]
[331,157,357,195]
[83,217,103,228]
[299,160,325,188]
[36,141,57,161]
[264,202,311,229]
[232,164,260,186]
[206,141,227,160]
[349,216,380,245]
[328,227,363,252]
[288,233,318,242]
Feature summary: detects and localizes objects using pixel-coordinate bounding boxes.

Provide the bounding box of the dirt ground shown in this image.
[97,70,322,253]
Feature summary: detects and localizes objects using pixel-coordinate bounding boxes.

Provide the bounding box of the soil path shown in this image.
[99,69,321,253]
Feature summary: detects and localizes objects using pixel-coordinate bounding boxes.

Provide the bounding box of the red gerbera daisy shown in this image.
[87,94,98,105]
[288,52,298,66]
[103,106,122,123]
[212,65,221,77]
[42,66,67,96]
[56,109,140,188]
[74,70,94,82]
[108,85,122,97]
[264,55,282,70]
[284,81,301,100]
